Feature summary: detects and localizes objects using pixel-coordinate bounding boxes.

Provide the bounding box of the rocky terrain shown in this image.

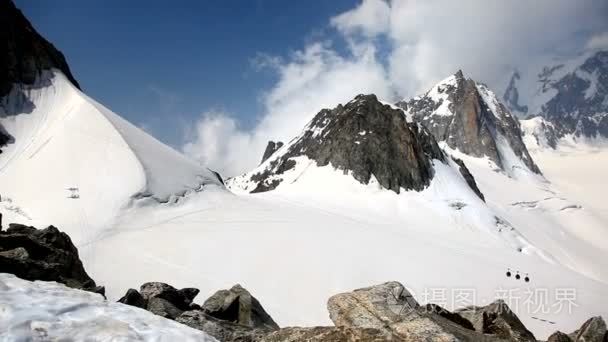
[230,93,484,200]
[397,71,541,175]
[0,220,103,295]
[1,223,606,341]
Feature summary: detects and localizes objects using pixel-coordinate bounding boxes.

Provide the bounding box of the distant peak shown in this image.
[454,69,465,79]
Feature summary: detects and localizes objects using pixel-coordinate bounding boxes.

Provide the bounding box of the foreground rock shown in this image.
[119,283,279,342]
[202,284,279,331]
[327,281,505,341]
[456,300,535,341]
[0,223,102,294]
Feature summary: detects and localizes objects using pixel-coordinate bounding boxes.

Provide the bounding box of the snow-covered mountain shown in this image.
[0,1,224,243]
[2,1,608,340]
[397,70,541,176]
[229,93,483,198]
[504,50,608,144]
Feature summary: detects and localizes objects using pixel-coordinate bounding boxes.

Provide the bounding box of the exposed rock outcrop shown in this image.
[261,141,284,164]
[202,284,280,331]
[1,0,80,151]
[233,94,454,195]
[573,316,606,342]
[398,71,541,174]
[0,223,102,294]
[539,51,608,139]
[0,0,80,97]
[119,282,279,342]
[455,300,535,341]
[326,281,505,341]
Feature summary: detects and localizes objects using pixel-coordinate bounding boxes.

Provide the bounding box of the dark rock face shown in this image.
[399,70,541,174]
[260,141,284,164]
[1,0,80,151]
[139,282,200,311]
[503,71,529,116]
[456,300,536,342]
[118,288,147,309]
[202,284,280,331]
[425,303,475,331]
[451,157,485,201]
[0,0,80,97]
[0,223,101,293]
[244,94,447,194]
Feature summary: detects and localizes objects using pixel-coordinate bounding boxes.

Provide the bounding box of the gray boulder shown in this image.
[260,326,386,342]
[177,310,267,342]
[139,282,199,311]
[455,300,535,342]
[327,281,503,341]
[117,288,146,309]
[547,331,572,342]
[0,223,101,294]
[147,297,183,320]
[573,316,606,342]
[202,284,279,331]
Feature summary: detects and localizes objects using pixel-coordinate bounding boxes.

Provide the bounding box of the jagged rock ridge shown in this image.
[233,94,455,194]
[398,70,541,175]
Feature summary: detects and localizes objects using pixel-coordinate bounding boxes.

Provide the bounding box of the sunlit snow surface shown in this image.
[0,274,216,341]
[1,72,607,340]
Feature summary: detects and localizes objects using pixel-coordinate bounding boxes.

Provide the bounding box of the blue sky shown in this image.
[16,0,357,146]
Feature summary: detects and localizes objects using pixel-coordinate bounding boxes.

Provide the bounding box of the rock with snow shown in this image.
[233,94,453,194]
[505,50,608,144]
[0,274,217,341]
[202,284,280,331]
[450,156,485,201]
[0,223,101,293]
[455,300,536,342]
[540,51,608,139]
[398,70,541,175]
[261,141,284,164]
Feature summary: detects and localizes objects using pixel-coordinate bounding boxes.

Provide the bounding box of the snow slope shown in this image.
[81,164,608,340]
[0,71,224,243]
[0,273,216,341]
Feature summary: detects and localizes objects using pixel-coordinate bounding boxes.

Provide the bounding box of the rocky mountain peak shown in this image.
[231,94,448,194]
[399,70,541,175]
[230,94,485,200]
[540,50,608,138]
[1,0,80,152]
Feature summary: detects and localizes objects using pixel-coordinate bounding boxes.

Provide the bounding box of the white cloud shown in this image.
[182,111,254,176]
[183,0,608,177]
[587,32,608,50]
[331,0,390,38]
